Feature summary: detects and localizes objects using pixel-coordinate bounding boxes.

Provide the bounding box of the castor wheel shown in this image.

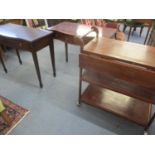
[76,101,81,107]
[144,130,148,135]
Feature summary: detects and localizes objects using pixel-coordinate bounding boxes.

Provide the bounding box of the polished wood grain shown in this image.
[79,37,155,131]
[49,21,116,38]
[0,23,52,51]
[0,23,51,41]
[83,37,155,70]
[0,19,24,25]
[80,53,155,90]
[48,22,116,62]
[81,85,151,126]
[82,70,155,103]
[132,19,153,26]
[0,23,56,88]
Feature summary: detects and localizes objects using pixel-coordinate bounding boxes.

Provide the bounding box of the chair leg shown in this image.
[65,42,68,62]
[0,47,7,73]
[147,32,152,45]
[132,26,136,35]
[123,24,127,32]
[140,26,144,37]
[144,27,151,45]
[16,49,22,64]
[127,26,132,41]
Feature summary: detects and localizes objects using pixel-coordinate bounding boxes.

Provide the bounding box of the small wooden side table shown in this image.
[48,21,117,62]
[0,23,56,88]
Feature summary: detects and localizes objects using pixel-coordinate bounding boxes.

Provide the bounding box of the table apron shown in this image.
[0,35,52,52]
[30,35,52,52]
[53,32,94,46]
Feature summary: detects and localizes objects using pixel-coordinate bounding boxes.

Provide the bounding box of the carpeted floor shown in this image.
[0,25,154,135]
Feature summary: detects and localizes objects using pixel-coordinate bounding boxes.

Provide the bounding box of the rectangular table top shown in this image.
[0,23,52,42]
[48,21,117,38]
[83,37,155,70]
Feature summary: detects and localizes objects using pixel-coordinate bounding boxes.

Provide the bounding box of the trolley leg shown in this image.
[144,112,155,134]
[77,68,82,106]
[65,42,68,62]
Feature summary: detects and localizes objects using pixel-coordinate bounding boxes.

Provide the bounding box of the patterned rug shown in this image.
[0,96,29,135]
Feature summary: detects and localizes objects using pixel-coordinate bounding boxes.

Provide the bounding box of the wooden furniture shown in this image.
[0,19,24,25]
[123,20,144,41]
[0,45,23,74]
[81,19,125,41]
[48,21,117,62]
[132,19,153,44]
[79,37,155,133]
[0,23,56,88]
[123,19,153,43]
[0,19,25,63]
[0,46,7,73]
[25,19,48,29]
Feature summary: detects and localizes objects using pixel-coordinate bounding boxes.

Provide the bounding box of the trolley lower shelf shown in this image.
[81,84,152,127]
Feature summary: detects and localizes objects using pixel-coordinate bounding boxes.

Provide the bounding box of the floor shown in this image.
[0,26,154,135]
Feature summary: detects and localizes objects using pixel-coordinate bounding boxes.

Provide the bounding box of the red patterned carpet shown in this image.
[0,96,29,135]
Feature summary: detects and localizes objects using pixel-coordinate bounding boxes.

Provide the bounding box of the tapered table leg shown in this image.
[32,52,43,88]
[0,47,7,73]
[16,49,22,64]
[49,40,56,77]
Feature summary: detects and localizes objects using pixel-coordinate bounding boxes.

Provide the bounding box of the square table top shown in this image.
[48,21,117,38]
[83,37,155,70]
[0,23,52,42]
